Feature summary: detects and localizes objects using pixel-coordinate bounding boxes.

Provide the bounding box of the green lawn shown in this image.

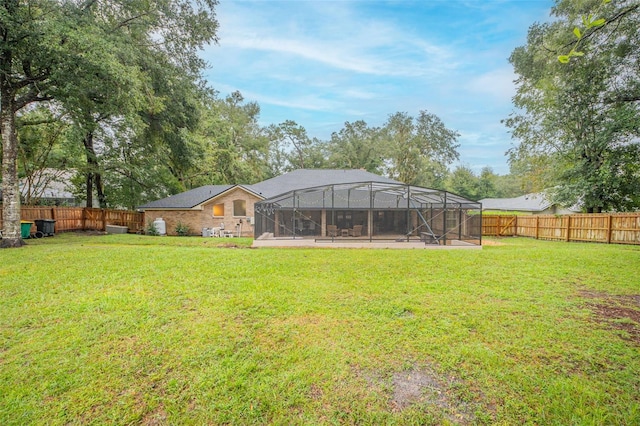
[1,234,639,425]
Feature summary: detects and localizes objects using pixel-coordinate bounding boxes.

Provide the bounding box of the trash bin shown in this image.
[20,221,34,239]
[35,219,56,236]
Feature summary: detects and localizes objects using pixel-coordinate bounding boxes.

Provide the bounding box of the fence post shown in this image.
[497,215,501,236]
[51,207,57,233]
[535,216,539,239]
[607,214,613,244]
[566,215,571,242]
[101,209,107,231]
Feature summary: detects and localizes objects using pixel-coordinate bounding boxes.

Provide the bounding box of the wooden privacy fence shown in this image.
[483,213,640,245]
[0,206,144,234]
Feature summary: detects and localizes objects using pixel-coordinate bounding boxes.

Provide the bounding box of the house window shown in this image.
[213,203,224,217]
[233,199,246,217]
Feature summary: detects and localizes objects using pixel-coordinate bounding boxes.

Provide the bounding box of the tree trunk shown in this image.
[83,130,106,208]
[85,170,94,208]
[95,170,106,208]
[1,91,26,248]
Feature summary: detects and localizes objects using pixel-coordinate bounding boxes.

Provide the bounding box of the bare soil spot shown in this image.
[309,383,324,400]
[481,240,504,246]
[578,290,640,344]
[141,405,167,426]
[70,230,108,236]
[355,363,480,424]
[217,242,240,248]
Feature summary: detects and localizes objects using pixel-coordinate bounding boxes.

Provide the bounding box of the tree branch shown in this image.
[604,93,640,104]
[14,89,52,111]
[111,13,150,32]
[559,3,640,52]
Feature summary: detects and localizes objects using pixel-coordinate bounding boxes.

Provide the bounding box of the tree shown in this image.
[444,165,524,201]
[476,167,498,200]
[1,0,218,246]
[445,165,480,200]
[62,1,218,207]
[16,107,75,205]
[266,120,327,172]
[327,120,383,173]
[1,0,63,247]
[505,0,640,212]
[381,111,459,187]
[199,91,270,185]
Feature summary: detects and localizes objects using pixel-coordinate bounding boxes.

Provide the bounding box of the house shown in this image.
[479,193,581,215]
[139,169,483,246]
[138,169,400,236]
[17,169,87,206]
[138,184,262,236]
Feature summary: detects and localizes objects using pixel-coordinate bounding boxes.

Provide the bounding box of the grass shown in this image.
[1,233,639,425]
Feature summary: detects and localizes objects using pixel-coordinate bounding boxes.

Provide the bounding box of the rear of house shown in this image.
[138,185,261,236]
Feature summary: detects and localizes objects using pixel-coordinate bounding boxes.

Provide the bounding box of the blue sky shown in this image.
[201,0,554,175]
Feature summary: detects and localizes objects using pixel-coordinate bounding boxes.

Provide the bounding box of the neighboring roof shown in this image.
[19,169,75,200]
[139,185,235,209]
[248,169,401,199]
[479,192,578,212]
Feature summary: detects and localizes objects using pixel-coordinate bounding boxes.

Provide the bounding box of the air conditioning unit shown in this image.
[246,217,254,225]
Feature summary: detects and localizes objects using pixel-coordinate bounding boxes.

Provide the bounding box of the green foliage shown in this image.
[505,0,640,212]
[445,166,523,201]
[1,234,639,423]
[199,91,272,184]
[15,108,78,205]
[145,220,160,236]
[1,0,219,243]
[327,120,384,173]
[266,120,327,172]
[445,165,479,200]
[558,0,612,63]
[382,111,460,187]
[174,222,191,236]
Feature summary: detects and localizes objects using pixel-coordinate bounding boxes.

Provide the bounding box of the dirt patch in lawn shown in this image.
[481,239,504,246]
[578,290,640,344]
[355,363,480,424]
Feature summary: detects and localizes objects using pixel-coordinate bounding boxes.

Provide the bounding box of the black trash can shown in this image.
[35,219,56,237]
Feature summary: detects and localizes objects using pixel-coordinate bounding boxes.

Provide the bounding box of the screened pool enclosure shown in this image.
[254,182,482,245]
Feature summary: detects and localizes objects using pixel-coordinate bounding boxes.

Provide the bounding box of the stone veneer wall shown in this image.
[144,187,262,236]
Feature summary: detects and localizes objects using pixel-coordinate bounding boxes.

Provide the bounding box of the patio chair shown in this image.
[348,224,363,237]
[327,224,338,237]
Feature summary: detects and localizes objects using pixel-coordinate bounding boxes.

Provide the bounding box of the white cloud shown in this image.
[213,1,458,78]
[466,67,517,102]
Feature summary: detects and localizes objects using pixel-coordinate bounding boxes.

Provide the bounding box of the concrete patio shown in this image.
[252,237,482,249]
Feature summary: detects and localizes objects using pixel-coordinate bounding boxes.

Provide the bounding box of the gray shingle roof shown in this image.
[479,193,553,212]
[138,185,235,209]
[138,170,402,210]
[249,169,401,199]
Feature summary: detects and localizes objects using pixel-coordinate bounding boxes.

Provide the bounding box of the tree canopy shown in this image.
[505,0,640,213]
[1,0,219,246]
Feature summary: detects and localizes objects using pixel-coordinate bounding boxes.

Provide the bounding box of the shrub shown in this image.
[175,222,190,236]
[146,221,160,236]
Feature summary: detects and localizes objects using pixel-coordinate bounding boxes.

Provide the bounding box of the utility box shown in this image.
[35,219,56,237]
[106,225,128,234]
